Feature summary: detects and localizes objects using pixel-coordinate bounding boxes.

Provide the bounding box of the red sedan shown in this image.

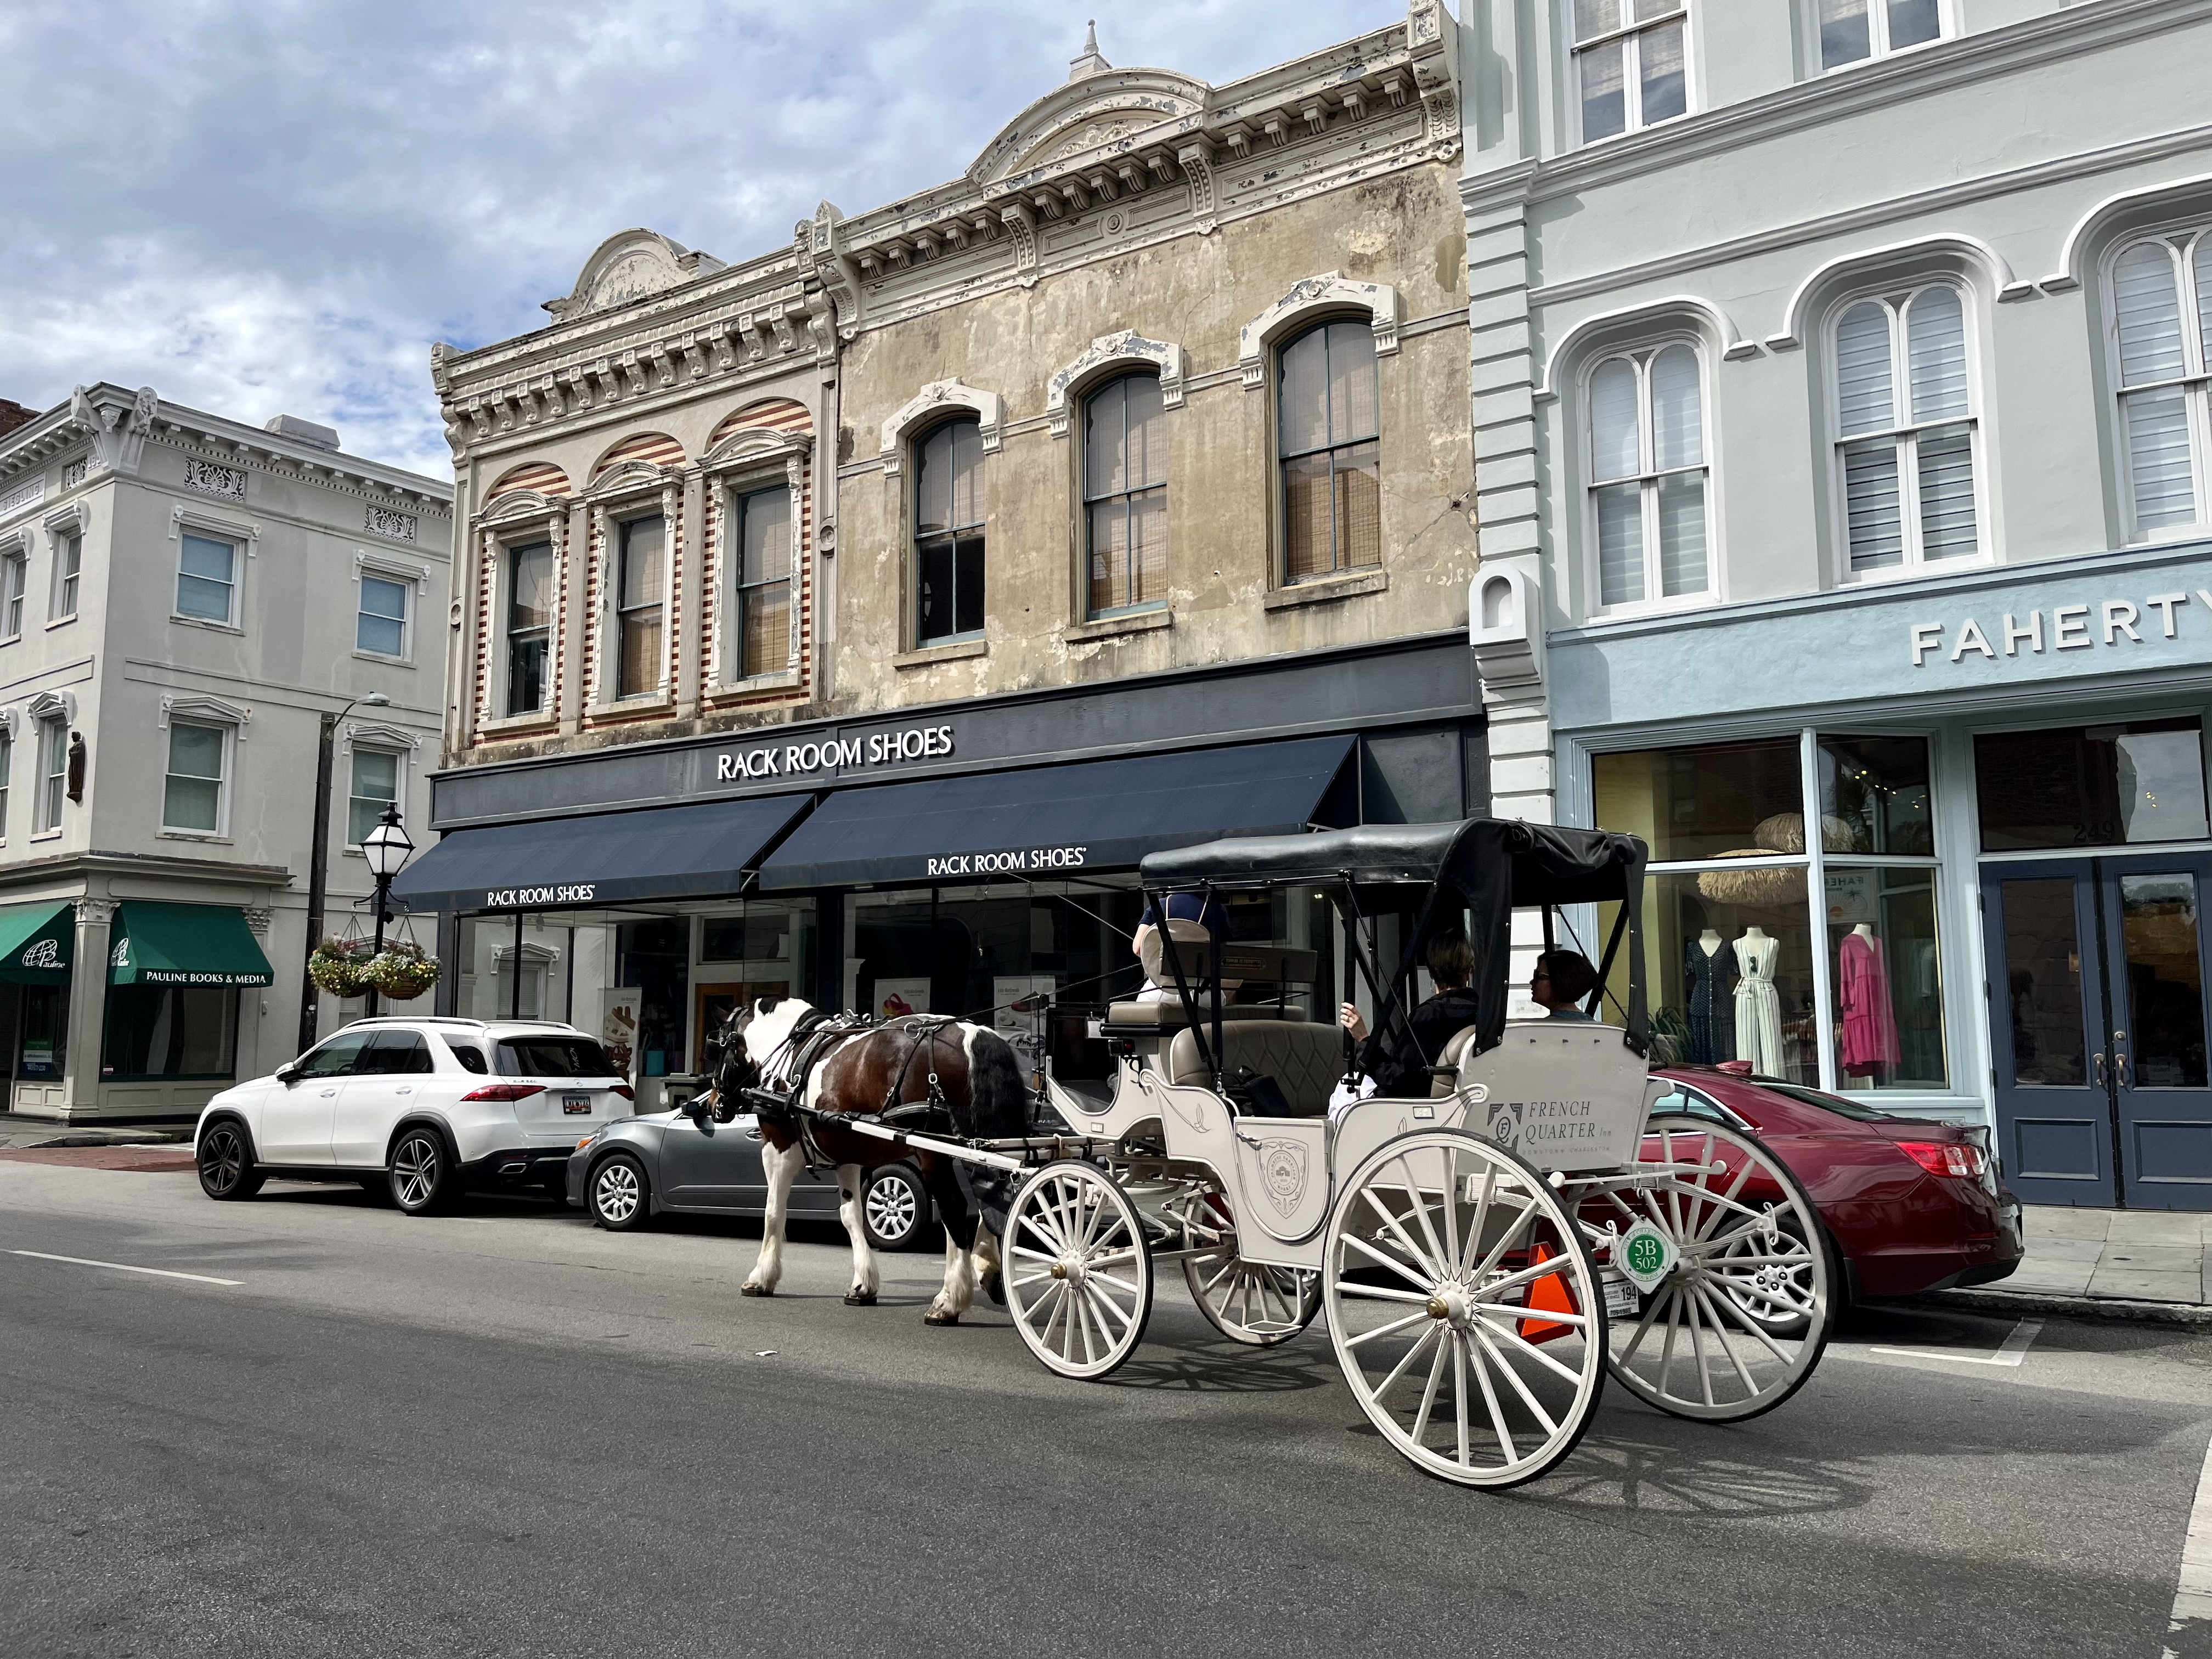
[1652,1064,2024,1304]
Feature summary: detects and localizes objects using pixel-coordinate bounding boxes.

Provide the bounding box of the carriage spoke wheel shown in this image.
[1601,1114,1832,1423]
[1004,1160,1153,1381]
[1180,1190,1320,1347]
[1323,1131,1606,1489]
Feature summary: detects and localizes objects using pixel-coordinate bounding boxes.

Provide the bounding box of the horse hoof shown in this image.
[844,1289,877,1307]
[923,1310,960,1327]
[741,1283,772,1297]
[981,1267,1006,1307]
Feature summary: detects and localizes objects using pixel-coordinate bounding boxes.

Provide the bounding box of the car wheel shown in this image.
[388,1127,454,1216]
[1710,1215,1820,1340]
[196,1121,264,1201]
[589,1153,652,1231]
[863,1164,931,1252]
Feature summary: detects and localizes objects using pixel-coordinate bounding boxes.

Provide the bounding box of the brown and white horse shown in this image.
[707,997,1029,1324]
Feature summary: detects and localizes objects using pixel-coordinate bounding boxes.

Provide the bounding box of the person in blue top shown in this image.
[1131,891,1237,1001]
[1531,950,1599,1020]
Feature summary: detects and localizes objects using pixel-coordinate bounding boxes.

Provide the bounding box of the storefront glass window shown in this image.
[101,986,237,1080]
[1819,734,1932,855]
[1823,866,1945,1090]
[1592,738,1803,862]
[692,899,816,1074]
[1974,718,2209,850]
[16,983,65,1079]
[1610,868,1817,1082]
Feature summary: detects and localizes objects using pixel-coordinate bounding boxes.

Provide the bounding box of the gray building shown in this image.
[0,384,452,1122]
[1459,0,2212,1208]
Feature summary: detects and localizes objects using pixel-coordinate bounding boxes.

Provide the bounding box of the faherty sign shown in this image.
[716,724,954,781]
[1910,588,2212,667]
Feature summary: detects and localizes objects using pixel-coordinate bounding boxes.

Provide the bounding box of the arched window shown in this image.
[1278,320,1380,582]
[915,417,985,645]
[503,540,554,715]
[1586,341,1708,607]
[2111,225,2212,535]
[1083,373,1168,617]
[1832,283,1978,573]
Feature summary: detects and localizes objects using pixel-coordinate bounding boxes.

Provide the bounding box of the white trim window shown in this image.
[1816,0,1943,72]
[914,419,987,645]
[35,715,66,832]
[357,572,409,657]
[503,540,554,716]
[1832,283,1979,574]
[2112,225,2212,537]
[50,531,80,621]
[161,719,228,834]
[1,549,23,639]
[1572,0,1689,144]
[176,531,238,624]
[1587,342,1710,608]
[0,728,12,838]
[1084,371,1169,617]
[614,514,666,698]
[346,747,401,846]
[732,485,793,679]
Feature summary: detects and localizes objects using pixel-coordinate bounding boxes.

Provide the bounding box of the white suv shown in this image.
[193,1018,635,1215]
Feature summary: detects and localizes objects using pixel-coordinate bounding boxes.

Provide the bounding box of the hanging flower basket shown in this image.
[308,935,376,998]
[362,941,441,1001]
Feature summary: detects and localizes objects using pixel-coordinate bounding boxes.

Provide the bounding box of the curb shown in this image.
[1910,1286,2212,1328]
[4,1130,189,1150]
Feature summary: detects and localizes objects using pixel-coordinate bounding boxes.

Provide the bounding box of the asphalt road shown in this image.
[2,1158,2207,1659]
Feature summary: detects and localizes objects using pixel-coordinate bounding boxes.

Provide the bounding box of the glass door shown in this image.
[1982,855,2212,1210]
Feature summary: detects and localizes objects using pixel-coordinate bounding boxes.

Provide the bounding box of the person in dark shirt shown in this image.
[1337,927,1482,1098]
[1131,891,1237,1001]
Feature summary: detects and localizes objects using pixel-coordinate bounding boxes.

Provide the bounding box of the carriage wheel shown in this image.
[1003,1160,1154,1381]
[1599,1114,1832,1423]
[1322,1131,1606,1489]
[1179,1190,1321,1348]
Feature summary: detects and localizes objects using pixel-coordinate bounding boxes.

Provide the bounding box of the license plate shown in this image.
[1601,1272,1641,1318]
[563,1094,592,1115]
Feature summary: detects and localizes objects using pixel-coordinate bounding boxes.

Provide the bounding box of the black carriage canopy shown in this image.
[1137,817,1649,1056]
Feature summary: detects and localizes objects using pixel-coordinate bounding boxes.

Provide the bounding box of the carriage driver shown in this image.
[1335,927,1483,1099]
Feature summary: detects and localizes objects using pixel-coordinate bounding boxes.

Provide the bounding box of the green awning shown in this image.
[109,902,274,988]
[0,901,74,984]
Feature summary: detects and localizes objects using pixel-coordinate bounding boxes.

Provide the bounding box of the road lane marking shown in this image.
[2166,1426,2212,1658]
[1865,1318,2043,1368]
[9,1249,243,1286]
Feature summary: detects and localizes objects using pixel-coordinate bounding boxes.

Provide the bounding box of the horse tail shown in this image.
[958,1024,1032,1138]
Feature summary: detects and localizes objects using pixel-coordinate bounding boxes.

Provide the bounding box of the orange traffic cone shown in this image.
[1520,1243,1577,1344]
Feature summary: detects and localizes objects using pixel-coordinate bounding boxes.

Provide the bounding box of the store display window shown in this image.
[1593,738,1802,863]
[1974,718,2209,851]
[1822,866,1945,1090]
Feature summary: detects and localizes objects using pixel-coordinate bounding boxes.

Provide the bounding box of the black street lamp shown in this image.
[298,690,391,1054]
[358,804,416,1018]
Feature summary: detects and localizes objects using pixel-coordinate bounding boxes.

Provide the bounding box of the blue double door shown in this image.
[1983,853,2212,1209]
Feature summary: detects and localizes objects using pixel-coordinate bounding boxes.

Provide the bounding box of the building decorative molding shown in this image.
[344,720,421,754]
[159,693,252,736]
[365,503,419,542]
[2046,167,2212,292]
[69,384,159,477]
[183,456,249,500]
[241,907,273,936]
[170,503,259,548]
[879,380,1003,478]
[544,229,728,323]
[25,689,77,724]
[701,423,813,476]
[1765,233,2020,350]
[354,545,431,583]
[1535,296,1758,400]
[1238,274,1400,390]
[482,488,565,527]
[0,706,18,739]
[61,458,87,491]
[1045,332,1185,437]
[585,458,683,505]
[42,499,89,541]
[75,898,116,927]
[0,474,44,519]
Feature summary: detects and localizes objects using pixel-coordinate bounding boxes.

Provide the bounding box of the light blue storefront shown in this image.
[1549,541,2212,1212]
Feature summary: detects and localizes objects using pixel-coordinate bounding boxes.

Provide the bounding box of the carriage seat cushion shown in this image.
[1164,1020,1345,1118]
[1104,1000,1295,1028]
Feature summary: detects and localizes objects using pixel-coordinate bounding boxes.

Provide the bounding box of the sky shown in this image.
[0,1,1388,479]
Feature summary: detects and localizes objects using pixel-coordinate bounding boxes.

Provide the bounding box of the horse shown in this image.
[706,997,1031,1325]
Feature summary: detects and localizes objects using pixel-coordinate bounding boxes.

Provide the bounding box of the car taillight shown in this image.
[460,1084,546,1103]
[1898,1141,1986,1178]
[611,1084,634,1101]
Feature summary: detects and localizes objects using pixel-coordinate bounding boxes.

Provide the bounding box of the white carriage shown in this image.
[981,818,1836,1489]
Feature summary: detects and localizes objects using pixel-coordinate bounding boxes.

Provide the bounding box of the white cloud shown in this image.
[0,1,1394,478]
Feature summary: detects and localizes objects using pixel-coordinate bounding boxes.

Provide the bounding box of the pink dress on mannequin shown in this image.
[1838,930,1900,1076]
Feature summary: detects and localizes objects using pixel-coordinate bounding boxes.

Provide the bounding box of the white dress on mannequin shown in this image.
[1733,928,1785,1076]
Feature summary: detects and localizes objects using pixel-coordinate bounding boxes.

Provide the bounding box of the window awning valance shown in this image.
[109,902,274,988]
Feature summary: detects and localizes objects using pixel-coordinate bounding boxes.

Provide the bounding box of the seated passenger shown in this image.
[1336,927,1483,1099]
[1130,891,1240,1003]
[1530,950,1599,1020]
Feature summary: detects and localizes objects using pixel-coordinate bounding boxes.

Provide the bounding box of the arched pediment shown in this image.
[544,229,727,322]
[968,70,1209,187]
[484,489,562,525]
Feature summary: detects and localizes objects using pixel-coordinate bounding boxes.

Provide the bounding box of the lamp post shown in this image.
[298,691,390,1054]
[359,804,416,1018]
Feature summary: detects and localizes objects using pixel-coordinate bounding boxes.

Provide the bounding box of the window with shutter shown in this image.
[1831,283,1979,575]
[1571,0,1691,143]
[1585,341,1711,610]
[2110,226,2212,538]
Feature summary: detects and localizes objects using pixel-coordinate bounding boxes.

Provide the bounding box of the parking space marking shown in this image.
[2166,1427,2212,1658]
[1863,1318,2043,1368]
[9,1249,243,1287]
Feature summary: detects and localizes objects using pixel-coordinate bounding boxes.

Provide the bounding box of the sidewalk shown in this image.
[1926,1204,2212,1324]
[0,1113,189,1151]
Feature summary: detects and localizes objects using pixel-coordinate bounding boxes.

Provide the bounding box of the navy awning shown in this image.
[757,735,1356,891]
[393,794,814,913]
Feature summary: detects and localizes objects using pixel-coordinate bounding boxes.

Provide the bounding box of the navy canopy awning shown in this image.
[757,735,1356,891]
[393,794,814,913]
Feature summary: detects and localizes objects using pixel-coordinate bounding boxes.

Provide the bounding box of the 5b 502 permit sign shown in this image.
[717,724,954,782]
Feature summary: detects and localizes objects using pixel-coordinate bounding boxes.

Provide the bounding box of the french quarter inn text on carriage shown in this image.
[401,6,1486,1108]
[1458,0,2212,1209]
[0,386,453,1123]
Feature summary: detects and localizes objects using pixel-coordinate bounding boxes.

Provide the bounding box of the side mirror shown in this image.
[275,1062,301,1086]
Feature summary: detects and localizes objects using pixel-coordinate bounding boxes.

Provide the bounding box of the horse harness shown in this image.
[742,1011,965,1172]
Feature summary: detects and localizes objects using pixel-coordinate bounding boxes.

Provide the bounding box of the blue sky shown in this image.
[0,1,1389,477]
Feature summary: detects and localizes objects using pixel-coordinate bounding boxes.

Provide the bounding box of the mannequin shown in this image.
[1838,922,1900,1076]
[1681,926,1738,1064]
[1733,926,1785,1076]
